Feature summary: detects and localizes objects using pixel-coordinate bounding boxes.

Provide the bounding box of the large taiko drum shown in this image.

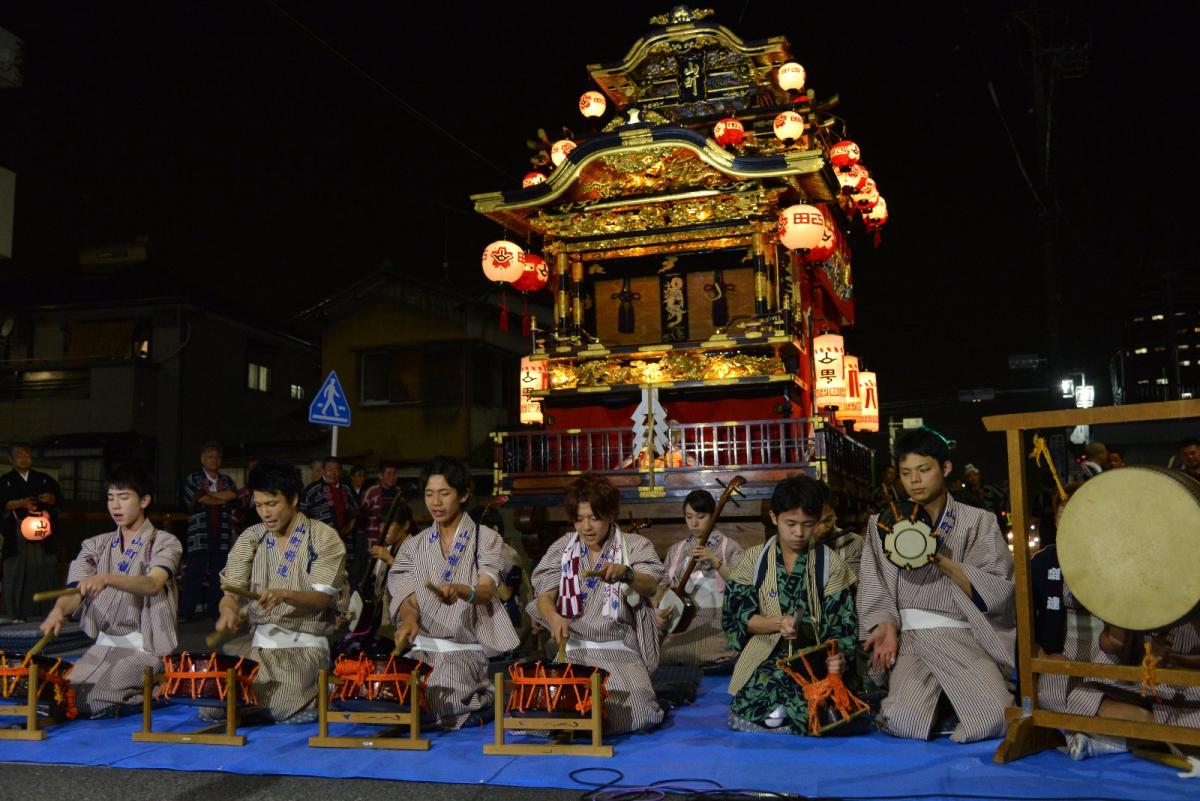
[1058,466,1200,631]
[158,652,259,708]
[505,660,608,716]
[0,650,76,719]
[876,501,938,571]
[330,651,431,712]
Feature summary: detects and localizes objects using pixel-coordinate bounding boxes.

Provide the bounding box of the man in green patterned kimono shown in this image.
[723,474,859,734]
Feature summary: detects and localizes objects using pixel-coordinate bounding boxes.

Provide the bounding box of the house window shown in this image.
[290,383,305,400]
[247,362,271,392]
[360,346,465,406]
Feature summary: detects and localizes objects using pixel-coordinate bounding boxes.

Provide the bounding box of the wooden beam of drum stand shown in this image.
[205,586,262,648]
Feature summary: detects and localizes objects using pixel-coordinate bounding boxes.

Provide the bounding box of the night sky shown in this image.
[1,1,1193,466]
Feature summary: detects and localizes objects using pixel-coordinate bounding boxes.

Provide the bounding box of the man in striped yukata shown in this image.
[388,457,517,730]
[858,428,1016,743]
[41,466,182,718]
[213,460,347,724]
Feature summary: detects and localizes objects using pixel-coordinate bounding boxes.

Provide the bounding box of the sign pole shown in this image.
[331,426,338,458]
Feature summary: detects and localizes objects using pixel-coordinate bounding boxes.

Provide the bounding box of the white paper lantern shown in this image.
[836,164,869,193]
[550,139,576,167]
[852,178,880,211]
[777,204,827,251]
[777,62,806,92]
[813,333,847,408]
[864,196,889,228]
[481,240,525,283]
[519,356,548,425]
[522,171,547,188]
[836,355,862,421]
[857,371,879,432]
[579,91,607,119]
[773,111,805,142]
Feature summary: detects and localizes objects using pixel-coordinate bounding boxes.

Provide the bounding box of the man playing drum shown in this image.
[723,475,858,733]
[387,457,518,730]
[213,460,347,723]
[858,428,1016,743]
[41,466,182,717]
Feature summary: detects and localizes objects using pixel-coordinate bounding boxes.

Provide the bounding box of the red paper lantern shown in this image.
[21,511,51,541]
[805,218,837,262]
[713,117,745,146]
[512,253,549,292]
[852,178,879,211]
[830,140,861,168]
[864,196,889,228]
[836,164,869,193]
[777,204,827,251]
[522,171,547,188]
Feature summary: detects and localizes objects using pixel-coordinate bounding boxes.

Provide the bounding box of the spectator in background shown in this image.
[1179,438,1200,482]
[1080,441,1108,479]
[301,456,362,587]
[362,461,401,548]
[309,457,325,484]
[234,457,261,533]
[1,443,61,623]
[181,442,238,621]
[1107,449,1126,469]
[349,466,369,506]
[873,464,903,509]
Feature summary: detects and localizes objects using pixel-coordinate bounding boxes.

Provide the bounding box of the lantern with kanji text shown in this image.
[482,240,524,332]
[550,139,576,167]
[522,171,547,188]
[805,218,837,263]
[830,140,861,167]
[836,164,869,193]
[579,91,607,119]
[773,111,805,143]
[777,204,826,251]
[835,355,862,422]
[777,62,806,92]
[21,510,51,541]
[857,371,879,432]
[513,252,550,335]
[813,333,847,409]
[852,178,879,212]
[519,356,548,425]
[713,117,745,147]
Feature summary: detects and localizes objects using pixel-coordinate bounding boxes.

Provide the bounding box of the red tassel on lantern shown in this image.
[521,294,531,335]
[499,286,509,332]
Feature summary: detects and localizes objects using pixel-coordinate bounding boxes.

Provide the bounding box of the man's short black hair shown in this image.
[379,459,400,471]
[1181,437,1200,450]
[771,474,830,518]
[106,465,154,500]
[894,427,951,466]
[350,465,366,477]
[9,442,32,455]
[470,503,504,536]
[683,489,716,515]
[248,460,303,500]
[200,441,223,456]
[383,498,413,533]
[419,456,471,496]
[322,455,340,466]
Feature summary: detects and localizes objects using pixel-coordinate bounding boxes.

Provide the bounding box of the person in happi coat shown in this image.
[41,466,181,717]
[213,460,347,723]
[654,489,743,666]
[529,474,665,734]
[858,428,1016,743]
[388,457,518,730]
[180,442,239,621]
[301,455,362,587]
[2,443,62,621]
[723,475,858,733]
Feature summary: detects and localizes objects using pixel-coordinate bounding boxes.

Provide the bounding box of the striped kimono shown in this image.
[218,513,346,723]
[66,519,182,717]
[1149,616,1200,729]
[528,527,665,734]
[386,517,518,730]
[658,529,743,666]
[858,494,1015,743]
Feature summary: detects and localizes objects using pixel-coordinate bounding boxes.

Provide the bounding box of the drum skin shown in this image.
[1058,466,1200,631]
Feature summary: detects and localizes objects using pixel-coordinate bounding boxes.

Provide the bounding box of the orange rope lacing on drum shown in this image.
[0,652,77,718]
[332,654,428,709]
[504,661,606,715]
[1140,642,1160,700]
[158,652,259,706]
[777,645,870,736]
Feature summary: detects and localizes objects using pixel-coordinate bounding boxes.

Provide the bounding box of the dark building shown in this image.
[1111,270,1200,405]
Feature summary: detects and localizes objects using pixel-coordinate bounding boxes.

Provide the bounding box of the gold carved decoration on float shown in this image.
[533,190,770,240]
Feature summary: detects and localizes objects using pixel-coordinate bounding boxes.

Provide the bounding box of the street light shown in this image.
[1060,378,1075,398]
[1074,384,1095,409]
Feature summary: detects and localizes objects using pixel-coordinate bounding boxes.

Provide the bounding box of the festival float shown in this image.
[471,6,889,555]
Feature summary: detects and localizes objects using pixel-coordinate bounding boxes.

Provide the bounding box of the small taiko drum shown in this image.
[330,651,431,712]
[776,640,870,736]
[158,652,259,708]
[0,650,76,719]
[505,660,608,717]
[877,500,937,571]
[1059,466,1200,631]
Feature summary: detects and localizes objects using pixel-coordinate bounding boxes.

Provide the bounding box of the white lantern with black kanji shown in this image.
[813,333,847,409]
[579,91,607,118]
[550,139,576,167]
[836,355,862,422]
[777,204,826,251]
[857,371,879,432]
[520,356,548,425]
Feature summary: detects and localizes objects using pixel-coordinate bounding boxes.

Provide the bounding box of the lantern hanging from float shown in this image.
[864,196,889,228]
[522,171,547,188]
[857,371,880,432]
[805,218,837,263]
[773,111,805,143]
[713,117,745,147]
[550,139,576,167]
[852,178,880,212]
[519,356,548,425]
[512,253,550,335]
[830,140,861,168]
[813,333,847,409]
[777,204,826,251]
[21,510,51,541]
[836,164,869,193]
[482,240,525,331]
[777,62,806,92]
[835,355,863,422]
[579,90,607,119]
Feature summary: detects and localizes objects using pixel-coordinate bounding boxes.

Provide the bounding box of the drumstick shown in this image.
[32,587,80,603]
[220,585,261,601]
[556,638,567,663]
[21,631,55,666]
[581,569,606,578]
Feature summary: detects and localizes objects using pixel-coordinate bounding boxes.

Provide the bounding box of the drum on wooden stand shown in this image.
[330,646,431,713]
[504,659,609,716]
[0,650,76,719]
[776,640,870,736]
[1058,466,1200,631]
[158,652,259,708]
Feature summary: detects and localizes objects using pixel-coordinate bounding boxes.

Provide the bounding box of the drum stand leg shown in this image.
[307,668,430,750]
[132,667,248,746]
[483,670,613,757]
[994,706,1064,764]
[0,664,54,741]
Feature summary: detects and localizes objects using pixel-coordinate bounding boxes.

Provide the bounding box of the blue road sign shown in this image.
[309,370,351,426]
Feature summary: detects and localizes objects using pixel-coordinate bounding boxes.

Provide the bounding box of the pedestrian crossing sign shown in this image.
[308,370,351,426]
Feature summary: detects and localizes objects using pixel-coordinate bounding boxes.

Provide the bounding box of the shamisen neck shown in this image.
[920,490,950,528]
